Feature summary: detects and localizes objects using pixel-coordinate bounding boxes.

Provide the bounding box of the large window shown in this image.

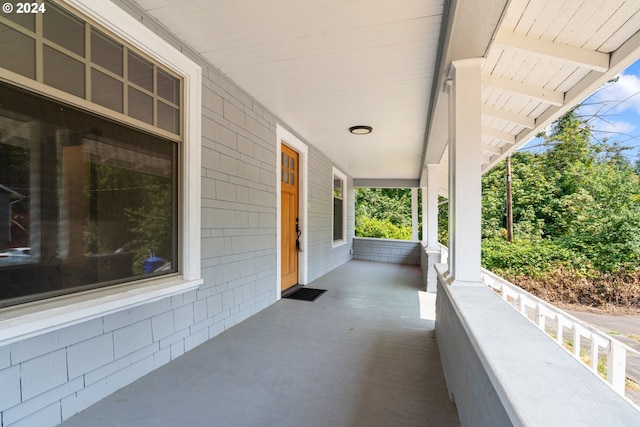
[0,2,184,308]
[333,167,347,245]
[0,82,177,308]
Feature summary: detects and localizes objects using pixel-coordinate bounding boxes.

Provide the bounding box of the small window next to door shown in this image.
[332,167,347,246]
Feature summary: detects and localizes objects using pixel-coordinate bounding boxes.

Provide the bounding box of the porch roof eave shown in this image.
[420,0,640,189]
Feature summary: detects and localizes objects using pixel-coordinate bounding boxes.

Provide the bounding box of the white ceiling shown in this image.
[131,0,445,180]
[129,0,640,187]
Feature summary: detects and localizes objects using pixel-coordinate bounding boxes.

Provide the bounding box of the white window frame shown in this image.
[0,0,202,346]
[332,167,347,248]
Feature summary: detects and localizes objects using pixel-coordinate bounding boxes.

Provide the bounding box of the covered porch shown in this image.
[2,0,640,425]
[60,260,459,427]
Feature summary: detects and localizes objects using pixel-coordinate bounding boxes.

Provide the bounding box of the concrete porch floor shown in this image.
[61,260,460,427]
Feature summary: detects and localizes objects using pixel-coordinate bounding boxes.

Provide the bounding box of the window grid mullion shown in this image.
[34,14,43,82]
[123,46,129,116]
[84,22,91,101]
[153,64,158,128]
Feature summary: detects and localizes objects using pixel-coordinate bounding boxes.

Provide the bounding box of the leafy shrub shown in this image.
[510,268,640,309]
[355,216,412,240]
[481,237,591,278]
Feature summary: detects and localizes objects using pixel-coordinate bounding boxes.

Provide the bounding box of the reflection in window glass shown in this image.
[333,175,344,242]
[128,86,153,124]
[0,146,29,256]
[91,29,123,76]
[334,178,342,198]
[0,81,177,308]
[5,11,35,31]
[43,2,85,56]
[92,68,123,112]
[157,101,180,134]
[128,51,153,91]
[43,46,85,98]
[157,68,179,104]
[0,23,35,79]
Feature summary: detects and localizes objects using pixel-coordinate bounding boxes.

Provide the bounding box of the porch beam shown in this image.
[448,58,483,285]
[483,105,536,129]
[353,178,419,188]
[411,188,419,241]
[484,17,640,173]
[482,74,564,106]
[494,32,610,73]
[424,165,439,250]
[481,144,502,156]
[482,126,516,145]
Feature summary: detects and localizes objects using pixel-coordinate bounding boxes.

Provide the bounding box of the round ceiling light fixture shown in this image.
[349,125,373,135]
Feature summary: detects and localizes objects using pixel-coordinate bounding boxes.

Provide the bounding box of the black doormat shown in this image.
[283,287,327,302]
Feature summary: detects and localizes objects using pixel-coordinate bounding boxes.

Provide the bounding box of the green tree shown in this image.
[481,108,640,276]
[355,188,413,240]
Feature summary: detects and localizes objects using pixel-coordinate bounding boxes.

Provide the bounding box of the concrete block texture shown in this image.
[67,334,114,379]
[0,345,10,370]
[353,238,421,266]
[3,378,83,426]
[113,321,153,359]
[7,402,61,427]
[21,350,68,401]
[0,365,21,410]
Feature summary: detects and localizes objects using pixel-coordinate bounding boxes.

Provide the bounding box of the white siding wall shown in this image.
[0,2,354,426]
[307,145,354,282]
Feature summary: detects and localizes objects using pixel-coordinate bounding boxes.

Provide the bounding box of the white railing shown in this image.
[436,245,637,397]
[481,268,639,397]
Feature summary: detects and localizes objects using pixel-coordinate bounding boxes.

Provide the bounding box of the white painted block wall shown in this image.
[353,237,421,265]
[434,264,640,426]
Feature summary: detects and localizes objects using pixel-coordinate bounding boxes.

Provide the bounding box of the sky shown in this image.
[521,59,640,160]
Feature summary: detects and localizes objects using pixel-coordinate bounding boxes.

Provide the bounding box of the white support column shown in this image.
[448,58,484,285]
[425,165,439,250]
[423,165,441,293]
[421,186,428,244]
[446,81,455,277]
[411,188,419,241]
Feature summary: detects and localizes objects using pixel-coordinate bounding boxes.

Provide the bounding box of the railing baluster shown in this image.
[556,315,564,346]
[590,333,599,371]
[535,303,544,330]
[519,294,527,316]
[607,342,627,394]
[573,325,581,358]
[480,268,638,398]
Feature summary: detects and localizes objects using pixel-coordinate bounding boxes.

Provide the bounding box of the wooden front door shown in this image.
[281,144,299,291]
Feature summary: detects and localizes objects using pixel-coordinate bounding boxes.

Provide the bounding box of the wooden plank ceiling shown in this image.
[129,0,640,184]
[131,0,445,181]
[479,0,640,171]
